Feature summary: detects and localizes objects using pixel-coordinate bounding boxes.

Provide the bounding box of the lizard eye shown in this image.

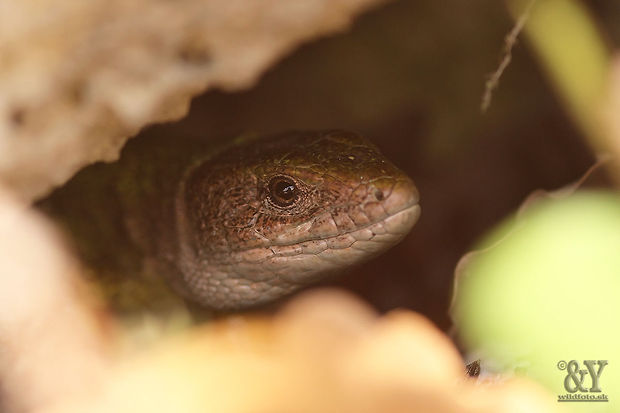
[268,176,298,207]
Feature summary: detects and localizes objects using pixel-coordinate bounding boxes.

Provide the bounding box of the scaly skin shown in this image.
[41,130,420,310]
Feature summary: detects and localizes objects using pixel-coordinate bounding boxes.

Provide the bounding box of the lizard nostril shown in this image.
[374,189,384,201]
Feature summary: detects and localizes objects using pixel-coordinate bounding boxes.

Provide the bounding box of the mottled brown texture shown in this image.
[43,130,419,310]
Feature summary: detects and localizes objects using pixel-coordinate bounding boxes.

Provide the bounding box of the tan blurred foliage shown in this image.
[0,187,111,413]
[0,0,387,202]
[42,289,558,413]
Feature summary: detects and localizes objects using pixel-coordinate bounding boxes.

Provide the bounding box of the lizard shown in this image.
[40,130,420,312]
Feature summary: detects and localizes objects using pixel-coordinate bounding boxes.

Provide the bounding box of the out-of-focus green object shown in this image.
[508,0,610,149]
[452,191,620,412]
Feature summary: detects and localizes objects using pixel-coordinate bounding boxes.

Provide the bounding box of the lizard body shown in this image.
[41,130,420,310]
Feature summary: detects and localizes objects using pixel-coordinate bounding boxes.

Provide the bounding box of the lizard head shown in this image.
[175,130,420,310]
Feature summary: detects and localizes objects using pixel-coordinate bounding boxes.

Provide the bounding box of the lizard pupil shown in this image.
[269,176,298,206]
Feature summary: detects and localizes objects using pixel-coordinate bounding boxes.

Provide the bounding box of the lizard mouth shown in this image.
[201,201,420,310]
[274,202,420,284]
[227,177,420,286]
[263,177,420,260]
